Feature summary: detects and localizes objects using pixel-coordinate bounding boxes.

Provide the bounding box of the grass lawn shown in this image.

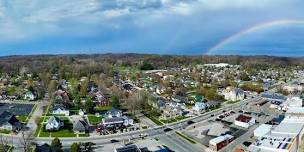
[87,115,103,125]
[34,117,44,137]
[0,129,11,134]
[37,117,77,137]
[175,131,196,144]
[17,115,28,123]
[144,114,163,126]
[160,116,188,124]
[78,133,89,137]
[94,105,113,112]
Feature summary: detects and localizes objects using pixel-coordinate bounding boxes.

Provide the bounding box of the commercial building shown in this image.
[234,114,256,129]
[248,107,304,152]
[254,124,273,138]
[209,134,234,151]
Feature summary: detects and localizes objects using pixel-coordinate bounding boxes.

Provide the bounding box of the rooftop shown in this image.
[235,114,252,123]
[115,144,141,152]
[286,107,304,114]
[209,134,234,144]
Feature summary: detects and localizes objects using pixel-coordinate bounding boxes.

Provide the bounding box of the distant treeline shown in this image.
[0,54,303,76]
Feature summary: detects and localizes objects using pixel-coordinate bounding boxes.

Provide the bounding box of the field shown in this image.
[87,115,103,125]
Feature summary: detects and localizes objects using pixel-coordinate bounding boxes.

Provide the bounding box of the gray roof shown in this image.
[103,117,124,124]
[0,111,19,126]
[261,93,287,101]
[47,116,62,124]
[115,145,141,152]
[52,104,66,111]
[106,108,121,116]
[73,120,88,132]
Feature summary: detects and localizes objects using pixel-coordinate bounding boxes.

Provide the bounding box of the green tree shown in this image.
[84,98,95,114]
[140,62,154,70]
[80,79,89,97]
[111,96,120,108]
[70,143,80,152]
[51,137,63,152]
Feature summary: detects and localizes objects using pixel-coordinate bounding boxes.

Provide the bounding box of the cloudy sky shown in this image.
[0,0,304,56]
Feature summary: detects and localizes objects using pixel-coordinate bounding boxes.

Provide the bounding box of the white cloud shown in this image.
[0,0,303,51]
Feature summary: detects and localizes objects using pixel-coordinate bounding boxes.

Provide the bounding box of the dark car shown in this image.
[244,111,252,115]
[110,139,120,143]
[238,110,243,113]
[210,114,215,117]
[164,128,173,132]
[187,120,195,125]
[243,141,252,147]
[222,110,226,112]
[230,111,235,114]
[219,115,224,119]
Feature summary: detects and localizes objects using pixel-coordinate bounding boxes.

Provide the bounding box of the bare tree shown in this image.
[0,134,10,151]
[20,130,34,152]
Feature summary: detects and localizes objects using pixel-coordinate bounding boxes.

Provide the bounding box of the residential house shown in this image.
[59,79,68,90]
[101,116,133,128]
[105,108,122,118]
[153,99,166,110]
[45,116,64,131]
[73,120,89,133]
[162,104,183,119]
[192,102,207,112]
[101,108,133,128]
[24,91,35,101]
[51,104,70,116]
[222,87,245,101]
[0,111,22,131]
[94,94,111,106]
[234,114,255,128]
[171,95,187,103]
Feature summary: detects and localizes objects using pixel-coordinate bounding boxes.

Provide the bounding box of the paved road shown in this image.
[32,97,258,145]
[158,132,205,152]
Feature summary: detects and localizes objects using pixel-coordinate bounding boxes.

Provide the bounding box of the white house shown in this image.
[234,114,255,128]
[192,102,207,112]
[52,104,70,116]
[45,116,64,131]
[105,108,122,118]
[222,87,245,101]
[24,91,35,101]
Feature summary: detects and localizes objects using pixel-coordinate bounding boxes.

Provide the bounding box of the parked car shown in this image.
[110,139,120,143]
[164,128,173,132]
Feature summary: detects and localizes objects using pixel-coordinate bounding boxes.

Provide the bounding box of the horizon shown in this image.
[0,0,304,56]
[0,52,304,58]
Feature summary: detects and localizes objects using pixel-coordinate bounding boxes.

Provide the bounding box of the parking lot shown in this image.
[0,102,34,115]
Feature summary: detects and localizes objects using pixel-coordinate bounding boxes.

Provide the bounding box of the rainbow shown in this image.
[206,19,304,54]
